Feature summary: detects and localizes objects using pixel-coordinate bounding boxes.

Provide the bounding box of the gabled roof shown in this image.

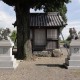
[13,12,66,28]
[29,12,66,28]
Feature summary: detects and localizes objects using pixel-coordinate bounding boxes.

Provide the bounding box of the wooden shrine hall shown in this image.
[29,12,66,51]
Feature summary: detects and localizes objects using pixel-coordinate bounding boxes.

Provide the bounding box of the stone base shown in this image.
[67,66,80,69]
[65,55,80,69]
[33,49,63,57]
[0,55,18,69]
[33,51,52,57]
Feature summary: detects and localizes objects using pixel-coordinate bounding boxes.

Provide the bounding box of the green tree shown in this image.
[1,0,71,59]
[10,30,17,46]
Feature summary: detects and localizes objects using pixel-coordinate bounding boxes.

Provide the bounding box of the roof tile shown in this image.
[29,12,66,27]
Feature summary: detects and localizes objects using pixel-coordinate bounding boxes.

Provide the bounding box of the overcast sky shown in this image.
[0,0,80,39]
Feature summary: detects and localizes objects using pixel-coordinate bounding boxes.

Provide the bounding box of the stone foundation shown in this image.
[33,51,52,57]
[33,49,63,57]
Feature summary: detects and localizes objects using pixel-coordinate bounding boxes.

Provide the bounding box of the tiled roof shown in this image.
[29,12,66,27]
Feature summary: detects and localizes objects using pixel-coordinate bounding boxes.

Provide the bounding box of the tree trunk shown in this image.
[15,5,32,60]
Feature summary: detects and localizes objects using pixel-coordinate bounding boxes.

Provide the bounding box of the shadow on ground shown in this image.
[36,64,67,69]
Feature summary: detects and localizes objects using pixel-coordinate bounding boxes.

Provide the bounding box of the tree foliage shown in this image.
[10,30,17,43]
[2,0,71,22]
[2,0,71,10]
[2,0,71,5]
[44,3,67,22]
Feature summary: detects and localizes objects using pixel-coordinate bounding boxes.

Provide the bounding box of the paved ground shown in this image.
[0,47,80,80]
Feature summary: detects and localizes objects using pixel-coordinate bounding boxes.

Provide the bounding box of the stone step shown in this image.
[70,55,80,60]
[69,60,80,66]
[0,59,17,68]
[0,55,14,61]
[68,66,80,69]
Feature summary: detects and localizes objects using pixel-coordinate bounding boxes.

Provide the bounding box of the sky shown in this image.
[0,0,80,39]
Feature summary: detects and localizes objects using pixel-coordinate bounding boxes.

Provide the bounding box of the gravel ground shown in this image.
[0,47,80,80]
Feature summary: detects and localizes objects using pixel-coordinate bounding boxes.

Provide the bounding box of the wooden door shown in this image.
[46,29,58,50]
[34,29,46,46]
[47,29,58,39]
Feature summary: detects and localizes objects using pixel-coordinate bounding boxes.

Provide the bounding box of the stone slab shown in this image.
[0,58,18,69]
[0,40,14,46]
[68,66,80,69]
[69,60,80,66]
[0,62,18,69]
[0,55,14,61]
[70,39,80,46]
[70,55,80,60]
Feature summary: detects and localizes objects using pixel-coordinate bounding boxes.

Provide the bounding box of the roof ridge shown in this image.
[30,12,59,15]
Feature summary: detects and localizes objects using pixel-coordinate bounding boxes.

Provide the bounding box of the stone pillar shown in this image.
[0,40,18,69]
[65,39,80,69]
